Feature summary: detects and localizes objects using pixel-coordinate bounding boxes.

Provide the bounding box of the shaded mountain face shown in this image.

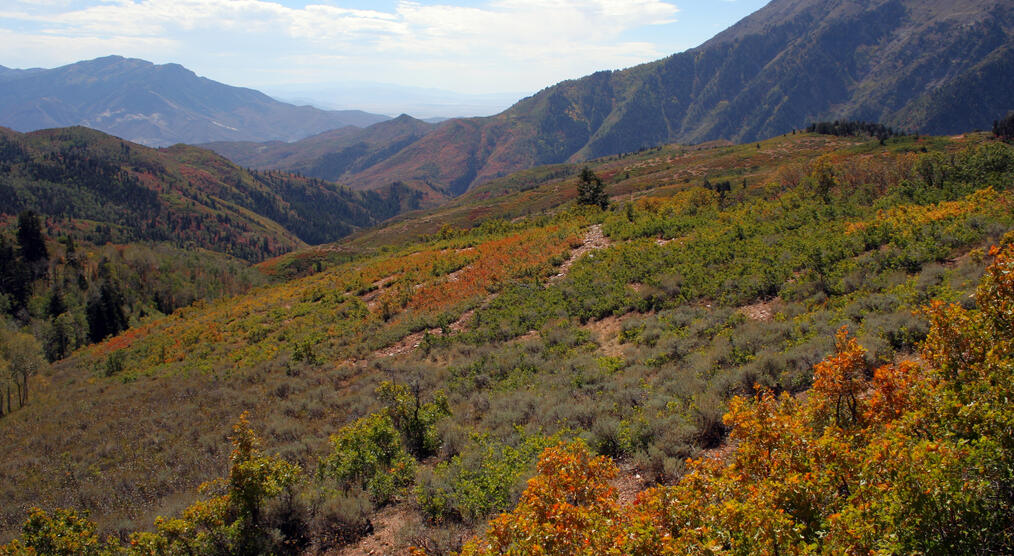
[215,0,1009,197]
[0,126,421,261]
[535,0,1013,154]
[0,56,390,147]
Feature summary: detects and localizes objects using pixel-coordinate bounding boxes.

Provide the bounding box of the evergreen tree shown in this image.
[16,211,47,264]
[995,112,1014,141]
[86,282,127,343]
[46,289,66,318]
[577,167,609,209]
[0,237,31,314]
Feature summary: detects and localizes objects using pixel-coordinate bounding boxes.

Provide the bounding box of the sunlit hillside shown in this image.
[2,129,1013,553]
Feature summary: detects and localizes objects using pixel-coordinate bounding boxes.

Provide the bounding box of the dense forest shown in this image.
[1,130,1012,553]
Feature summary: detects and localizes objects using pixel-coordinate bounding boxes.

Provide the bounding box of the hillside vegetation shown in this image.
[0,126,421,261]
[0,125,422,400]
[1,131,1013,553]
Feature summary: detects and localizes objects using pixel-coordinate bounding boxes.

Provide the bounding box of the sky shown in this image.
[1,0,769,105]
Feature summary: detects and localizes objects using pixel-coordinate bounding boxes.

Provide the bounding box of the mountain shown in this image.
[0,56,390,147]
[213,0,1011,197]
[0,126,421,261]
[202,114,436,184]
[0,65,44,82]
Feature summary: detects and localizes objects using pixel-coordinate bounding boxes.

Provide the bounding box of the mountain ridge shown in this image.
[0,56,390,146]
[201,114,437,186]
[0,125,420,261]
[209,0,1013,198]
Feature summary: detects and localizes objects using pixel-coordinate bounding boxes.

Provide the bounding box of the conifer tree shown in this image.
[576,167,608,209]
[16,211,47,264]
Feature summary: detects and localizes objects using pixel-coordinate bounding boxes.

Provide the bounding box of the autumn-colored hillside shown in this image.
[0,126,419,261]
[2,130,1013,554]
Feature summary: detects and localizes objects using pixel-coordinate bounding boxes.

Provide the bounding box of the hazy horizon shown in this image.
[1,0,770,104]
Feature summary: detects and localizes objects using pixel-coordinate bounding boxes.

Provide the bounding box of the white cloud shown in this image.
[0,0,682,93]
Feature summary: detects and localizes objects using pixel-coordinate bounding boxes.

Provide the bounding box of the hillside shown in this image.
[0,126,421,262]
[0,125,422,381]
[212,0,1014,198]
[202,114,436,185]
[2,129,1012,552]
[0,56,390,146]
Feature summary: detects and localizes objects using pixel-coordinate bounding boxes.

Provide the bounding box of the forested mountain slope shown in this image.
[0,126,421,261]
[0,125,422,378]
[202,114,436,183]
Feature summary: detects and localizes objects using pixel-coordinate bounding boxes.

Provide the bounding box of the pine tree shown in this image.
[86,282,127,343]
[577,167,608,209]
[995,112,1014,141]
[16,211,47,264]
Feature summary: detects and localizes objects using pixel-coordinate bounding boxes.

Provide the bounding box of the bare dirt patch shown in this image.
[738,298,780,322]
[612,462,649,505]
[583,315,628,358]
[334,503,420,556]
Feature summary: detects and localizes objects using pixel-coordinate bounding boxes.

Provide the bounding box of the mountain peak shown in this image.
[306,0,1014,195]
[0,57,390,145]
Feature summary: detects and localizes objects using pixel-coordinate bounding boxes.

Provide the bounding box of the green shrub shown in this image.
[0,508,119,556]
[415,432,559,523]
[376,381,451,459]
[318,413,416,505]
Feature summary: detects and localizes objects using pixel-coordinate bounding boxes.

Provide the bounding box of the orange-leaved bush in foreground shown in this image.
[460,245,1014,555]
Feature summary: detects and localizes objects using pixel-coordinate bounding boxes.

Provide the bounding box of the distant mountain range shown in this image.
[208,0,1014,198]
[5,0,1012,199]
[0,56,389,147]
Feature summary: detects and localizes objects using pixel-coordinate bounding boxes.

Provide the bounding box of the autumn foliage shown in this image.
[461,245,1014,554]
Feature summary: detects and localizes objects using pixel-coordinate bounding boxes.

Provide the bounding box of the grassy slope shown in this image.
[1,131,1011,548]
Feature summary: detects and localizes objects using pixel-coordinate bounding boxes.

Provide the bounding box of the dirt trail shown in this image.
[362,275,398,311]
[550,224,611,282]
[372,308,477,359]
[372,225,611,360]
